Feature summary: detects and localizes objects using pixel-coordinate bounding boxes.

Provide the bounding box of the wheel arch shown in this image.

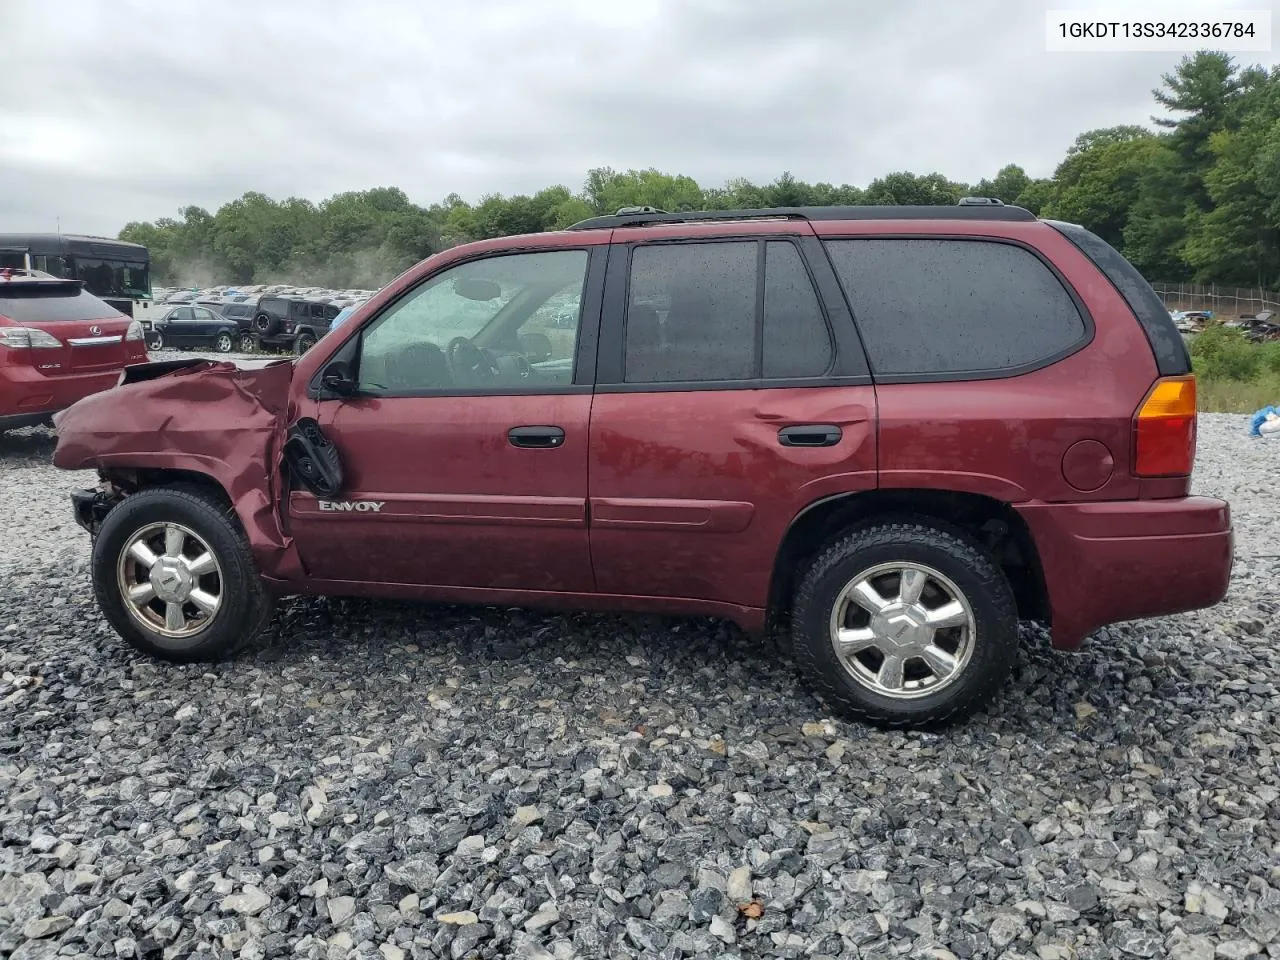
[101,465,234,510]
[769,488,1049,629]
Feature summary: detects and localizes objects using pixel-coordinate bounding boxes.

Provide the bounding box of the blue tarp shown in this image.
[1250,405,1277,437]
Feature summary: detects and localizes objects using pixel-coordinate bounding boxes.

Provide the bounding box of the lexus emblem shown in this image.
[89,325,102,336]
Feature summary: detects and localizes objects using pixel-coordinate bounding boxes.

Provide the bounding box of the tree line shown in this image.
[121,51,1280,291]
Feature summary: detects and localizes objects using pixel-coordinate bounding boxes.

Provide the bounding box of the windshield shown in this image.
[70,258,151,300]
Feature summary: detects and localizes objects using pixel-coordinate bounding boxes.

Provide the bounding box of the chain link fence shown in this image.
[1151,283,1280,317]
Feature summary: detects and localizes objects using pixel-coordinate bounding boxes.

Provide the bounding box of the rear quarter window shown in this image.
[1045,220,1190,377]
[824,238,1089,379]
[0,287,124,323]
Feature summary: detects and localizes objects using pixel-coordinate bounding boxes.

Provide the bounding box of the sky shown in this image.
[3,0,1278,236]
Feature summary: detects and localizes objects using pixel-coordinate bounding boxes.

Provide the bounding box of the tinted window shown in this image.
[764,241,832,379]
[624,242,756,383]
[0,287,123,323]
[172,307,194,322]
[359,249,588,393]
[824,239,1086,376]
[1046,220,1190,377]
[70,259,148,299]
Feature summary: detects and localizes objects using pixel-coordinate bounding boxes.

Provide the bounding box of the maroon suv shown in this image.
[52,201,1233,727]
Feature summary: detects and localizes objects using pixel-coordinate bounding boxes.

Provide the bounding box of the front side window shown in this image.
[357,249,589,394]
[824,238,1087,377]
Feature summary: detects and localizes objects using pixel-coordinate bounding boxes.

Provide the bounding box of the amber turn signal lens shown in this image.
[1134,376,1196,477]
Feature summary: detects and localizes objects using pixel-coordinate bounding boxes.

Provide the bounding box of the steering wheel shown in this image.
[491,351,532,382]
[446,337,494,384]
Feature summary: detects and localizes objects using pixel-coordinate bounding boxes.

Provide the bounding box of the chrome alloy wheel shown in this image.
[828,561,976,699]
[116,522,223,642]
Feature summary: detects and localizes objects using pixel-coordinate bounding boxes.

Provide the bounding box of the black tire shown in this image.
[91,486,274,663]
[789,521,1018,729]
[293,331,317,355]
[214,332,234,353]
[146,331,163,350]
[239,332,256,353]
[253,312,280,336]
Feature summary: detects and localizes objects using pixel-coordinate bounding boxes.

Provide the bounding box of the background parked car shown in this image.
[144,304,242,353]
[251,296,340,353]
[1,268,147,433]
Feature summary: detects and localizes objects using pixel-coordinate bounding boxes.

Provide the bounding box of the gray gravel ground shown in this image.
[1,407,1278,960]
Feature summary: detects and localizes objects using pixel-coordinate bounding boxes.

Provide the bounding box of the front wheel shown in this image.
[294,332,317,355]
[238,332,256,353]
[214,332,234,353]
[91,487,274,662]
[789,521,1018,729]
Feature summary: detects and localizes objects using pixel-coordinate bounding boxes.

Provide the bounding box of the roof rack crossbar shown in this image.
[565,203,1036,230]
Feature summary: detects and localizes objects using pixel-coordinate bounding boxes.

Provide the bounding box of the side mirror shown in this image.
[321,360,356,395]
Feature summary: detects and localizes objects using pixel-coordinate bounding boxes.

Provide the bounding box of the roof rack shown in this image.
[565,201,1036,230]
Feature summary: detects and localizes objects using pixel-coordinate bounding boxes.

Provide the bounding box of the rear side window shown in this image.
[623,240,834,384]
[824,238,1087,378]
[0,286,123,323]
[626,242,756,382]
[764,241,832,379]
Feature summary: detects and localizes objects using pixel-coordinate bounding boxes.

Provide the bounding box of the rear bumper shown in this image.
[1016,496,1233,650]
[0,369,121,427]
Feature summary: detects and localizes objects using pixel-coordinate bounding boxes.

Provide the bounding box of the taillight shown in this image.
[0,327,62,349]
[125,320,145,341]
[1134,375,1196,476]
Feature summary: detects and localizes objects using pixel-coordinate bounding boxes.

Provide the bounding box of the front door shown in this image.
[588,233,879,608]
[287,245,605,594]
[166,306,195,347]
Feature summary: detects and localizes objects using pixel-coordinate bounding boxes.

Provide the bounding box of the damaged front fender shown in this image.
[52,358,307,581]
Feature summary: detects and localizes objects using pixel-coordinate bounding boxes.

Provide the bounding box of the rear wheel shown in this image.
[91,487,274,662]
[146,331,163,351]
[789,521,1018,729]
[214,332,234,353]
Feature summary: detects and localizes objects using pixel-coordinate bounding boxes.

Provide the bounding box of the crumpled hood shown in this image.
[53,357,305,580]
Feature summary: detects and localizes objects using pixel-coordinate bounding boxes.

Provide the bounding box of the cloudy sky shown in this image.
[4,0,1277,236]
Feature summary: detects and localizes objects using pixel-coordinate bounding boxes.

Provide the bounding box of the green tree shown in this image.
[974,164,1031,204]
[864,172,968,205]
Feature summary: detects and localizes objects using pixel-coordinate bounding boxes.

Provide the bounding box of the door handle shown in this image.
[508,425,565,449]
[778,424,842,447]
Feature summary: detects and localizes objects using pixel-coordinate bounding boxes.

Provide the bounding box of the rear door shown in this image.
[587,232,878,609]
[286,244,606,593]
[166,307,195,347]
[192,307,223,343]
